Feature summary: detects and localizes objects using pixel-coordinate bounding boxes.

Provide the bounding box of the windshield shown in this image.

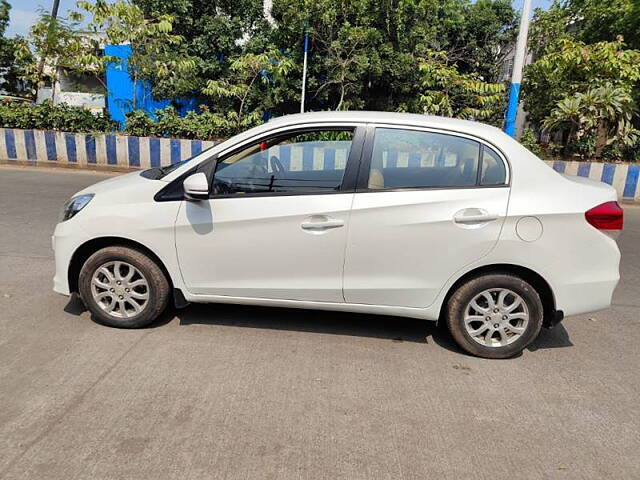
[140,150,210,180]
[158,159,190,176]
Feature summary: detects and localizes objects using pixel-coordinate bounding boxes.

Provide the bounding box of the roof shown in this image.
[264,110,506,141]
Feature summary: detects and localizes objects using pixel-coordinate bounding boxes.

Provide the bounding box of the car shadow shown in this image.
[527,324,573,351]
[64,293,87,315]
[64,295,574,353]
[172,302,437,344]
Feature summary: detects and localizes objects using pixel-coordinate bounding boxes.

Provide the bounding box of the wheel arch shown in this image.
[68,236,174,294]
[438,263,558,328]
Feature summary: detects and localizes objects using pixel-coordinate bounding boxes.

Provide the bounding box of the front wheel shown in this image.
[446,274,543,359]
[78,246,170,328]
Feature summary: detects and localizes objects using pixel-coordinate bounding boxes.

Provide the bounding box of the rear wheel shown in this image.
[446,274,543,359]
[78,246,170,328]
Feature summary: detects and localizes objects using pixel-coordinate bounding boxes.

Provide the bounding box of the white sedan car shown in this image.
[53,112,622,358]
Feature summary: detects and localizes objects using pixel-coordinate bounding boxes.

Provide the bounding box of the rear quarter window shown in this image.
[480,146,507,185]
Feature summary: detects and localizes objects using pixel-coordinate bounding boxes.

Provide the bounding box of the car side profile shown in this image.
[52,111,622,358]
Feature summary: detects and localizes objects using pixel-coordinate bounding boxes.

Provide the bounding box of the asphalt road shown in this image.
[1,165,639,480]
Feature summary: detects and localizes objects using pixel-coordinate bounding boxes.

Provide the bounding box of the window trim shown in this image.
[355,124,510,193]
[207,124,366,199]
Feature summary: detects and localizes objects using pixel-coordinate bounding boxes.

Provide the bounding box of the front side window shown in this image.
[212,129,354,196]
[367,128,482,189]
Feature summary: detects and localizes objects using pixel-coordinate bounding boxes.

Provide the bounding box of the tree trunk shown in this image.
[563,125,576,157]
[594,123,607,158]
[51,71,57,105]
[132,75,137,110]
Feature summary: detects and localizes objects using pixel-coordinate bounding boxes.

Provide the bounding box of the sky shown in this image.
[5,0,554,38]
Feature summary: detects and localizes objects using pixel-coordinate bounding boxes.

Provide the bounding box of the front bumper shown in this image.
[52,223,89,296]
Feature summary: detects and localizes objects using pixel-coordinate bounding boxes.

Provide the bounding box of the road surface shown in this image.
[1,166,639,479]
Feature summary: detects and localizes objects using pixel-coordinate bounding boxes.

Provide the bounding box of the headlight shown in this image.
[60,194,94,222]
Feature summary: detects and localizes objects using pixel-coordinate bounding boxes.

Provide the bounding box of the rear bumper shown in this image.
[554,275,619,318]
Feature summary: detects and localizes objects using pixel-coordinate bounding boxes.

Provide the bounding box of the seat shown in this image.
[368,150,385,189]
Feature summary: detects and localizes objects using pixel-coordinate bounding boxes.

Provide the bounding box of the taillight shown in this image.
[585,201,624,231]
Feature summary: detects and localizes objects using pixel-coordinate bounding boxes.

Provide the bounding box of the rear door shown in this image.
[343,125,510,308]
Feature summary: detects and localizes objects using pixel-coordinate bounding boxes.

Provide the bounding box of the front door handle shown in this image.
[453,208,499,225]
[301,215,345,232]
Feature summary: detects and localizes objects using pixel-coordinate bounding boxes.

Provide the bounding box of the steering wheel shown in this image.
[269,155,285,175]
[213,177,234,195]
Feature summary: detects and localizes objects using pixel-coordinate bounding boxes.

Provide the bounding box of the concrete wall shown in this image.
[545,160,640,201]
[0,128,217,170]
[1,126,639,201]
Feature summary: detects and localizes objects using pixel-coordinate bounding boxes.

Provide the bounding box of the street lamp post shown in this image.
[300,27,309,113]
[504,0,532,137]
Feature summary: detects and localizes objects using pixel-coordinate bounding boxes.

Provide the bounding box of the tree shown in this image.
[542,84,638,157]
[15,13,89,102]
[522,39,640,126]
[0,0,32,96]
[415,50,506,125]
[271,0,515,113]
[529,1,640,57]
[563,0,638,50]
[77,0,197,108]
[132,0,266,100]
[202,50,294,129]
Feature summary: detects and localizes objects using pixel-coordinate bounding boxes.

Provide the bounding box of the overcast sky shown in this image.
[5,0,553,38]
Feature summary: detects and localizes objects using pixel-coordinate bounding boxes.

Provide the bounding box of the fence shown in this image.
[1,127,639,201]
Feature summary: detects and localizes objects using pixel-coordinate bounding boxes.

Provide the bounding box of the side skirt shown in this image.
[182,293,435,320]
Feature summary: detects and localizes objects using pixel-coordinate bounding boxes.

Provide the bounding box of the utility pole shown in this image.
[300,24,309,113]
[504,0,532,137]
[51,0,61,18]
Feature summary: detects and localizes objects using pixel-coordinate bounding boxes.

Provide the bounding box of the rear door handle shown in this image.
[453,209,499,225]
[301,216,345,232]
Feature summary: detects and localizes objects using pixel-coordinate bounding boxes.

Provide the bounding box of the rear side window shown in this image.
[480,146,507,185]
[213,129,353,196]
[367,128,481,189]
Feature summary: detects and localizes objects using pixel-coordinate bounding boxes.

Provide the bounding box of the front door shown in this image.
[175,126,363,302]
[343,126,511,308]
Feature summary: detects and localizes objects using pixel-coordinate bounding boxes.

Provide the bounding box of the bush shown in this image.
[0,100,117,133]
[602,139,640,162]
[124,106,260,140]
[570,134,596,159]
[519,128,542,156]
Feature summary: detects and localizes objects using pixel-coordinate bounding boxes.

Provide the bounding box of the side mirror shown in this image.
[183,172,209,201]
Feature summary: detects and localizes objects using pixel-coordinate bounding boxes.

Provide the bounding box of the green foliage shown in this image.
[0,1,32,96]
[132,0,265,98]
[526,2,640,160]
[131,0,517,114]
[202,50,294,125]
[415,50,506,125]
[542,84,638,158]
[15,13,91,100]
[0,101,116,132]
[529,1,639,55]
[124,106,261,139]
[523,39,640,126]
[519,128,542,156]
[77,0,198,107]
[563,0,638,50]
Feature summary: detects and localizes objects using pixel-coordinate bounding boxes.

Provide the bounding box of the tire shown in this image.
[446,273,543,359]
[78,246,170,328]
